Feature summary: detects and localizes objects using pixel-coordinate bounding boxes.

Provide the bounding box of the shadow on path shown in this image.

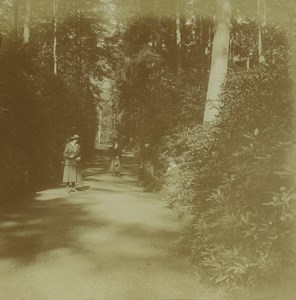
[0,152,207,300]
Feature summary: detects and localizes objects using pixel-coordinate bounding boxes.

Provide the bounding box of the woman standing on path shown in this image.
[62,134,82,192]
[140,142,155,186]
[109,140,122,176]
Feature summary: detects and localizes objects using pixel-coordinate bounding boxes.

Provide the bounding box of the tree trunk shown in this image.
[53,0,58,75]
[23,0,31,44]
[176,0,182,70]
[185,0,197,57]
[262,0,267,26]
[200,14,203,47]
[13,0,19,39]
[203,0,231,123]
[78,1,83,79]
[257,0,266,64]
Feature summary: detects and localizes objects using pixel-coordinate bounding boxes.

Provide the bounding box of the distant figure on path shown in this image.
[109,139,122,176]
[140,142,155,186]
[143,158,179,192]
[62,134,82,192]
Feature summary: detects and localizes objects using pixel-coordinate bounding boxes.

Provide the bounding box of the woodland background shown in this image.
[0,0,296,294]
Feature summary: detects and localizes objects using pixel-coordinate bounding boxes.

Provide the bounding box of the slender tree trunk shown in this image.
[176,0,182,70]
[76,0,83,80]
[23,0,31,44]
[13,0,19,39]
[246,57,250,69]
[258,0,262,60]
[185,0,196,47]
[257,0,266,64]
[203,0,231,123]
[262,0,267,26]
[200,14,203,47]
[53,0,58,75]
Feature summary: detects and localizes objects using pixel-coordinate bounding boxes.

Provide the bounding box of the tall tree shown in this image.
[203,0,231,123]
[257,0,266,64]
[53,0,58,75]
[23,0,31,44]
[175,0,182,69]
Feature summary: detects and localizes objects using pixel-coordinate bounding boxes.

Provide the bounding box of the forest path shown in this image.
[0,152,209,300]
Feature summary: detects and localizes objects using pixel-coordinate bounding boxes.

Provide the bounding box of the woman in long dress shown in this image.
[140,143,155,186]
[109,140,122,176]
[62,135,82,192]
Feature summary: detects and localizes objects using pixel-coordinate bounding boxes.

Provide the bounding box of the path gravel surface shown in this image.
[0,153,204,300]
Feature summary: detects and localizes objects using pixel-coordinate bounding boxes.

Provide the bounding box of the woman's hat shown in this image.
[70,134,80,141]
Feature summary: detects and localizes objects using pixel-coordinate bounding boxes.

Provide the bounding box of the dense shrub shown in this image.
[0,44,97,202]
[160,65,296,290]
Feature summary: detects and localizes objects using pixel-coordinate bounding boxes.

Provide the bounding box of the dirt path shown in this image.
[0,153,207,300]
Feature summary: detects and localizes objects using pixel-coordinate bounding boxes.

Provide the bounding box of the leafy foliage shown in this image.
[163,63,296,290]
[0,0,110,201]
[0,38,98,202]
[115,17,296,292]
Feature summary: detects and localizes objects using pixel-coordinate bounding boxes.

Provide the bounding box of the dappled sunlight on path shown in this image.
[0,153,205,300]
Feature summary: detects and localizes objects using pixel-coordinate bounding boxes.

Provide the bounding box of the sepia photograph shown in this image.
[0,0,296,299]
